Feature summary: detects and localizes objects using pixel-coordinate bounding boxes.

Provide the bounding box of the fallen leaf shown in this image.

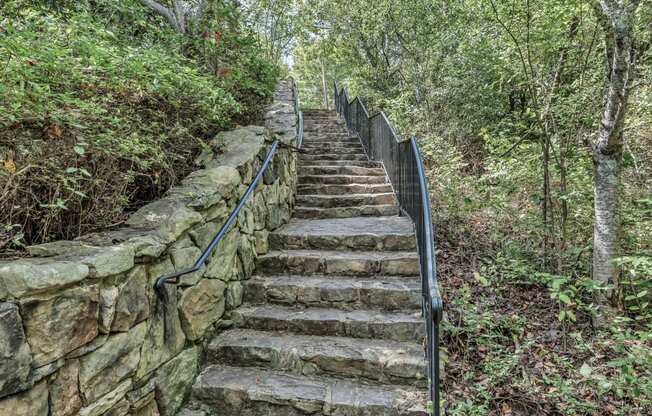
[47,124,62,138]
[3,159,16,174]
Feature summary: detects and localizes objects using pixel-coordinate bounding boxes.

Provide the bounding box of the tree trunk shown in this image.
[320,57,329,110]
[591,0,640,325]
[592,146,622,302]
[140,0,205,34]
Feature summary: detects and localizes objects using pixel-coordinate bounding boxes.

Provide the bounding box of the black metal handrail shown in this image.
[334,81,444,416]
[154,79,303,300]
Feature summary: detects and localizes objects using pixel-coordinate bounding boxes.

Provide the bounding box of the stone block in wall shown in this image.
[0,302,32,398]
[252,192,267,231]
[111,266,149,332]
[0,258,89,299]
[189,221,219,252]
[49,358,82,416]
[79,228,168,260]
[154,347,200,416]
[20,285,99,367]
[133,398,161,416]
[103,398,130,416]
[168,166,240,210]
[237,204,255,235]
[206,126,267,178]
[201,199,228,223]
[253,230,269,254]
[65,333,108,360]
[99,286,119,334]
[26,241,135,279]
[237,235,257,278]
[178,279,226,341]
[0,277,6,300]
[0,380,48,416]
[202,229,239,281]
[127,198,203,245]
[225,281,243,310]
[125,376,155,411]
[264,101,297,145]
[137,262,186,379]
[79,322,146,404]
[169,246,204,287]
[78,378,131,416]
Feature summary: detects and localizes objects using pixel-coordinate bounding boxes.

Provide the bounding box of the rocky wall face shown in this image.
[0,79,299,416]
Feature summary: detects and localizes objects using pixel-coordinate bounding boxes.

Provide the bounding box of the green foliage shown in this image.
[0,0,279,249]
[188,0,281,123]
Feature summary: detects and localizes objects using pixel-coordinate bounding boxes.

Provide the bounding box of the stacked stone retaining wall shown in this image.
[0,79,298,416]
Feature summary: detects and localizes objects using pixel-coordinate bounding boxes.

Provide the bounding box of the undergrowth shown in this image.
[425,134,652,415]
[0,1,279,253]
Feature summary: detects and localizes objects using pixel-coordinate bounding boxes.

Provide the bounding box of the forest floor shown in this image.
[438,239,651,416]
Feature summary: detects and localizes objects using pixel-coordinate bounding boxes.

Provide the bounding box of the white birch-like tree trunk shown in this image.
[591,0,640,325]
[140,0,205,34]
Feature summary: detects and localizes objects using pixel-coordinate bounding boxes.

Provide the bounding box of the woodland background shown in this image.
[1,1,650,415]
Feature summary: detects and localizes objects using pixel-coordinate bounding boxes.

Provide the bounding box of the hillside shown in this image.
[0,0,279,254]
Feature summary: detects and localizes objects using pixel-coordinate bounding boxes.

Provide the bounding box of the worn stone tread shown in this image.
[245,274,421,310]
[301,165,386,176]
[269,217,415,251]
[257,249,420,276]
[294,204,399,219]
[301,141,362,148]
[207,329,427,385]
[300,153,370,161]
[192,365,427,416]
[297,182,391,194]
[299,174,388,185]
[298,160,381,168]
[297,193,396,208]
[232,304,424,341]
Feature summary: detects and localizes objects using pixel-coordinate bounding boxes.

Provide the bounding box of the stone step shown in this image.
[232,304,425,341]
[256,249,420,276]
[207,329,427,386]
[302,109,338,116]
[301,137,361,145]
[301,147,366,156]
[269,217,415,251]
[302,135,357,143]
[303,118,340,122]
[298,160,380,168]
[303,122,346,129]
[244,275,421,311]
[301,135,359,142]
[300,153,369,161]
[294,204,400,219]
[297,182,391,194]
[296,193,396,208]
[191,365,427,416]
[304,127,349,134]
[299,174,387,185]
[303,119,341,124]
[301,165,385,176]
[301,141,364,153]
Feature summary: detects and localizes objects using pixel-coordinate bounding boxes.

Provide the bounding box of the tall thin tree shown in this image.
[591,0,641,324]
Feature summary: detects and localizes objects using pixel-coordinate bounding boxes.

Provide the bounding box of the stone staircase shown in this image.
[183,109,427,415]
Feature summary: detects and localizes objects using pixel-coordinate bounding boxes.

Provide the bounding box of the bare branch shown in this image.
[140,0,182,32]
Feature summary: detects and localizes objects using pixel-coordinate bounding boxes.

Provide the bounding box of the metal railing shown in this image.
[334,81,444,416]
[154,79,303,300]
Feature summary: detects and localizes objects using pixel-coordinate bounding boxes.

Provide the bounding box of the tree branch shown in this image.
[140,0,181,32]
